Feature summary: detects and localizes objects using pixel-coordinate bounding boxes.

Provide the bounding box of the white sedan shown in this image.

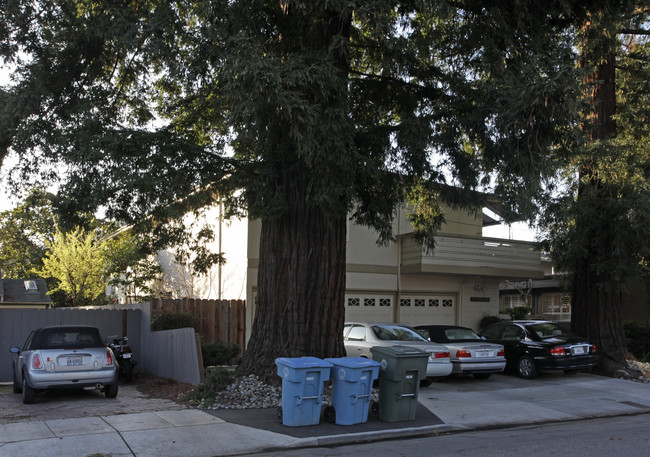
[415,324,506,379]
[343,322,453,383]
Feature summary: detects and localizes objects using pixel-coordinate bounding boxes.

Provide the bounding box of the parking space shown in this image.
[0,381,187,424]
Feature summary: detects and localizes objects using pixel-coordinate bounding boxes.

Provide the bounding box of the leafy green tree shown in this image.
[102,230,163,302]
[0,187,56,278]
[38,227,107,306]
[540,3,650,376]
[2,1,588,379]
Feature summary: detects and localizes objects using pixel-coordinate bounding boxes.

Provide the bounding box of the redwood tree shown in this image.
[2,1,586,380]
[541,4,650,377]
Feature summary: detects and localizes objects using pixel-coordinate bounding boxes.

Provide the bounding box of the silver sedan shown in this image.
[10,325,119,404]
[343,322,453,383]
[415,325,506,379]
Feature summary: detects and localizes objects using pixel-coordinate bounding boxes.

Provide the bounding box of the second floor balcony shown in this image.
[400,234,544,279]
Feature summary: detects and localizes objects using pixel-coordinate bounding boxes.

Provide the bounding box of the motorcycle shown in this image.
[106,335,137,382]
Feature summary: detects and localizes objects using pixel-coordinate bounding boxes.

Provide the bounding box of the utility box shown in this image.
[324,357,381,425]
[370,346,429,422]
[275,357,332,427]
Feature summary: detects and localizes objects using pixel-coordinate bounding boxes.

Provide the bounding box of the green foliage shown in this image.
[479,314,502,331]
[201,342,240,366]
[624,322,650,361]
[0,187,56,278]
[182,367,233,407]
[504,306,534,320]
[37,227,107,307]
[150,312,195,331]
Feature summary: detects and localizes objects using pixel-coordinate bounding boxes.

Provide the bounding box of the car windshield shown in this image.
[525,322,567,339]
[371,325,427,342]
[444,328,481,341]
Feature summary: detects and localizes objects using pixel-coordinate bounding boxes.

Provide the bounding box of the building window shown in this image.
[400,298,411,307]
[414,298,425,307]
[364,298,376,307]
[379,298,391,307]
[442,299,453,307]
[501,295,525,312]
[429,299,439,307]
[347,297,360,307]
[542,293,571,318]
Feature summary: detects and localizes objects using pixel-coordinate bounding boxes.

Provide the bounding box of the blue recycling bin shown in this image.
[324,357,381,425]
[275,357,333,427]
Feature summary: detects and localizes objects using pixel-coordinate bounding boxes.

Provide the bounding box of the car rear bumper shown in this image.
[25,367,118,390]
[533,354,601,373]
[452,360,506,374]
[426,361,453,378]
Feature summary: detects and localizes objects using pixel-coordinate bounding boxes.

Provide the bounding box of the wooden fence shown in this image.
[150,298,246,354]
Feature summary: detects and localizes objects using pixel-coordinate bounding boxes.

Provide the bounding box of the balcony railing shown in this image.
[401,235,543,278]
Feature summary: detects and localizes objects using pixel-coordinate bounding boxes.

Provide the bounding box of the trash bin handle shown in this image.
[295,395,321,406]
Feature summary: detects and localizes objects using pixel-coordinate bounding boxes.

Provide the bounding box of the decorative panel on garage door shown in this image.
[398,295,456,326]
[344,294,393,323]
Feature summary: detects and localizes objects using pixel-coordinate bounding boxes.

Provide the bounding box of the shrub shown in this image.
[182,367,233,406]
[504,305,534,320]
[479,314,501,330]
[201,342,240,366]
[151,311,195,331]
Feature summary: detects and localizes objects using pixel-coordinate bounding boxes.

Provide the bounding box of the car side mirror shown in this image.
[9,347,19,354]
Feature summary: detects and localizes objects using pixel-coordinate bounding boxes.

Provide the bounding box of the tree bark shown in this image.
[240,6,351,383]
[572,19,635,377]
[241,183,347,383]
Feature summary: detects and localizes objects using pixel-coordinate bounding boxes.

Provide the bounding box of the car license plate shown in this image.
[475,350,491,358]
[66,356,83,366]
[123,353,132,359]
[572,346,586,355]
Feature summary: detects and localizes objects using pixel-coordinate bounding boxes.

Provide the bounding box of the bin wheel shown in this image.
[370,400,379,419]
[323,405,336,423]
[276,406,283,424]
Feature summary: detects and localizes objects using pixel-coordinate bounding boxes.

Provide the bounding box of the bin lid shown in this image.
[324,357,382,369]
[370,345,429,358]
[275,356,333,369]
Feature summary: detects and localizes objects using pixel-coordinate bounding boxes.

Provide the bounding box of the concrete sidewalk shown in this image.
[1,373,649,457]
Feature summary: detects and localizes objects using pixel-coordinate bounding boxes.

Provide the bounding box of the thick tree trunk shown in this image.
[241,182,347,383]
[573,20,636,378]
[240,6,352,384]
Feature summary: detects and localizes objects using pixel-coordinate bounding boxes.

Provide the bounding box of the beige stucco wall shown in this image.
[246,204,505,340]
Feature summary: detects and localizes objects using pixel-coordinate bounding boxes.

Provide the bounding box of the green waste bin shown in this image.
[370,345,429,422]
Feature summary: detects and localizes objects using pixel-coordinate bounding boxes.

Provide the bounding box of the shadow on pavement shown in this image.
[206,402,442,438]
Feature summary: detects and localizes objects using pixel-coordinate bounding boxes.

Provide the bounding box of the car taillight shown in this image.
[591,344,597,353]
[106,349,114,366]
[550,346,566,356]
[497,349,505,357]
[32,353,43,369]
[456,350,472,358]
[434,351,450,359]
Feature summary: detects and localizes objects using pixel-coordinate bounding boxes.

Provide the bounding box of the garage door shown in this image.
[397,295,456,326]
[344,294,393,323]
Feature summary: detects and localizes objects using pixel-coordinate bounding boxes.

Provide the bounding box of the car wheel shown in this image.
[517,355,538,379]
[13,368,22,394]
[104,382,119,398]
[22,376,36,404]
[564,369,579,375]
[323,405,336,423]
[473,373,491,380]
[420,378,433,387]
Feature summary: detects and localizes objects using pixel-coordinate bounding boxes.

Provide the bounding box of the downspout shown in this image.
[218,199,223,300]
[395,206,402,323]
